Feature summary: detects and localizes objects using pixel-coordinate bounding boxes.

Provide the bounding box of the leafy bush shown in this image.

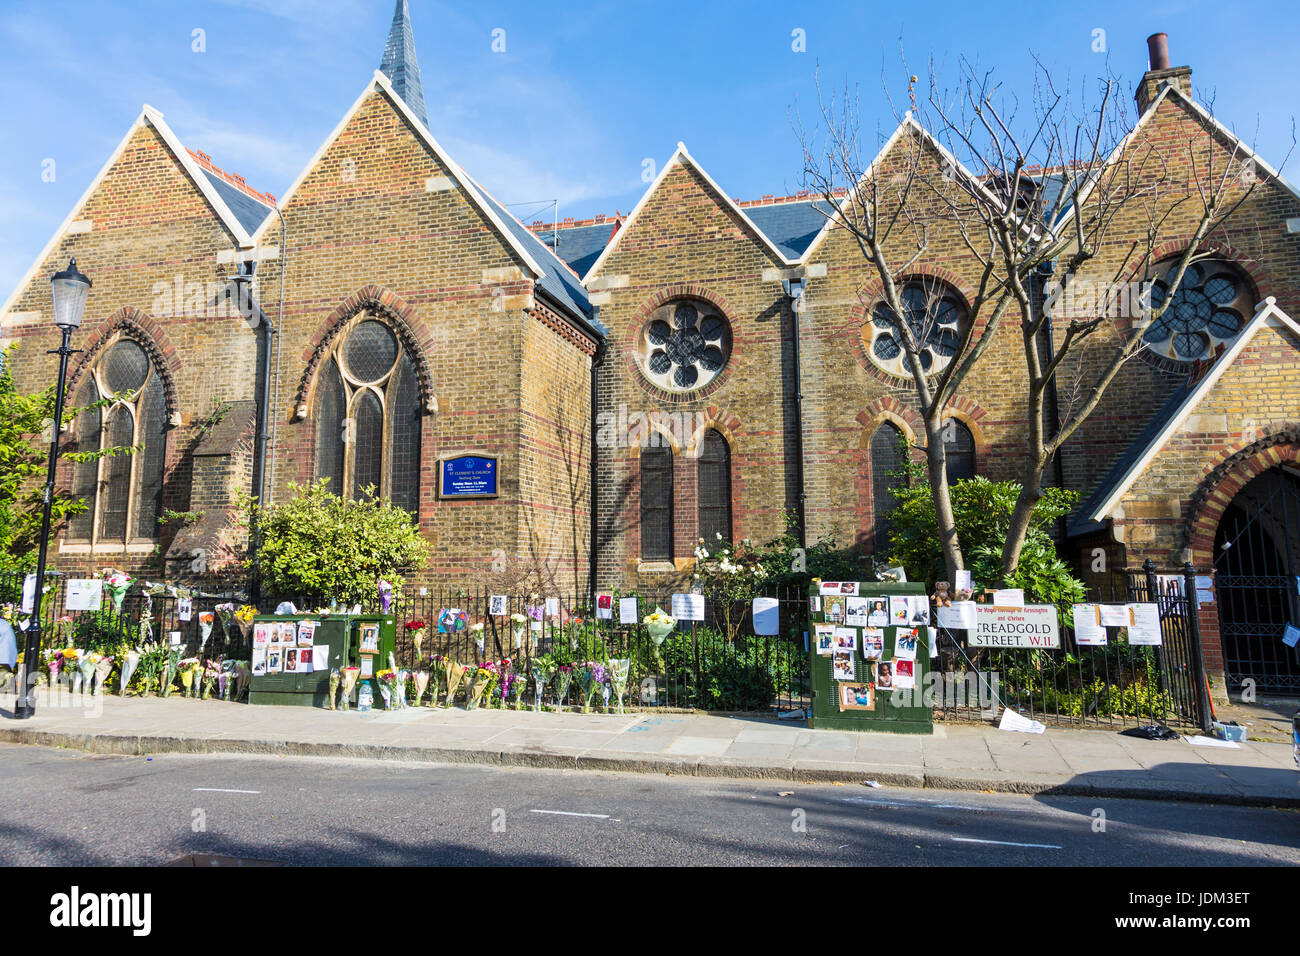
[883,474,1086,615]
[242,479,429,607]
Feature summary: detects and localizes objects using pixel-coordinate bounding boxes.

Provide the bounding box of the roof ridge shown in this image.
[186,148,277,207]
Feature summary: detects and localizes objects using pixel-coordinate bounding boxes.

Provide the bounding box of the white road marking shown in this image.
[951,837,1061,849]
[529,809,612,819]
[193,788,261,794]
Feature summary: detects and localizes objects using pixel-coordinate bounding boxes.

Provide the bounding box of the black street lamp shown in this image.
[13,258,90,720]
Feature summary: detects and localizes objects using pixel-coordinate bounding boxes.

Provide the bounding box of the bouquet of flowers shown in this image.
[201,659,221,699]
[214,603,236,638]
[339,666,361,711]
[229,661,251,702]
[119,649,140,696]
[47,649,67,690]
[219,660,234,700]
[509,613,527,650]
[375,669,398,709]
[378,579,394,613]
[104,570,132,612]
[406,620,427,660]
[76,652,99,695]
[411,669,431,707]
[178,658,201,697]
[198,612,214,651]
[328,668,341,710]
[608,658,631,715]
[160,647,182,697]
[552,664,573,710]
[440,658,467,708]
[471,622,485,655]
[233,605,256,641]
[93,654,114,695]
[643,608,676,645]
[531,657,555,712]
[504,663,526,710]
[576,662,606,713]
[466,665,494,710]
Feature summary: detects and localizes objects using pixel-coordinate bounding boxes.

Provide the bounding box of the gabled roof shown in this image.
[2,105,259,320]
[195,166,275,236]
[744,199,835,260]
[463,177,599,334]
[581,142,801,283]
[1069,297,1300,536]
[251,71,596,332]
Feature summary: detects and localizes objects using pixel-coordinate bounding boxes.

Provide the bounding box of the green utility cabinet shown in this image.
[248,614,395,707]
[808,580,934,734]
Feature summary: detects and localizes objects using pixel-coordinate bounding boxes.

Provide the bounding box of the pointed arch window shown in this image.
[640,444,674,561]
[314,315,421,513]
[870,422,904,553]
[697,430,731,543]
[67,338,167,545]
[943,419,976,484]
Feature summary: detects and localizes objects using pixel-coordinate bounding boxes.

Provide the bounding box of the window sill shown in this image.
[59,541,158,555]
[636,561,677,574]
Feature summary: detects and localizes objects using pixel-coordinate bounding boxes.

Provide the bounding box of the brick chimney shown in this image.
[1136,32,1192,113]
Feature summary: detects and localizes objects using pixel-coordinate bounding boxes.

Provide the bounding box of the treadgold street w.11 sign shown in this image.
[969,604,1061,649]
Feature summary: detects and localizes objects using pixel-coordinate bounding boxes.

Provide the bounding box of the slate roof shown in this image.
[1066,377,1198,537]
[538,221,619,279]
[464,180,604,337]
[743,200,834,260]
[198,169,274,235]
[379,0,428,130]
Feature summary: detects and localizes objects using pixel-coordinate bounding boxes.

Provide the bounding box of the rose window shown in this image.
[864,281,967,377]
[639,300,730,392]
[1142,260,1254,362]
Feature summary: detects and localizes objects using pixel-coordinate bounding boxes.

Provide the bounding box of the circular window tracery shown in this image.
[864,280,968,378]
[1142,259,1254,362]
[638,300,731,392]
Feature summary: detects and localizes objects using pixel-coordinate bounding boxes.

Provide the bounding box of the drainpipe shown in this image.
[783,277,808,551]
[588,318,607,603]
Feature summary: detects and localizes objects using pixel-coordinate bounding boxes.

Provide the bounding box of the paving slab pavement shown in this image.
[1,690,1297,806]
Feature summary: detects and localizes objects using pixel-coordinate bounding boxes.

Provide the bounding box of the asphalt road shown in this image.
[2,743,1298,866]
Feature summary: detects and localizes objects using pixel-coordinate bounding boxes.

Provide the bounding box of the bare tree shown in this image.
[800,53,1290,580]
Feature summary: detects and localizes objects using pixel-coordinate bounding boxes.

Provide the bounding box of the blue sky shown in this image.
[1,0,1296,294]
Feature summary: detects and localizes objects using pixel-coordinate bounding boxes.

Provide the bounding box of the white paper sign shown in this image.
[65,579,103,612]
[595,594,613,620]
[992,588,1024,608]
[312,645,330,670]
[1072,604,1107,646]
[489,595,508,616]
[753,596,780,636]
[671,592,705,622]
[1125,603,1163,645]
[954,569,972,592]
[936,601,976,630]
[970,604,1061,648]
[545,597,560,618]
[177,596,192,622]
[819,581,859,596]
[619,597,640,625]
[1098,604,1130,628]
[21,574,36,614]
[169,631,182,647]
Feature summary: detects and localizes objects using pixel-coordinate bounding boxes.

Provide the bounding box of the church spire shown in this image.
[379,0,429,129]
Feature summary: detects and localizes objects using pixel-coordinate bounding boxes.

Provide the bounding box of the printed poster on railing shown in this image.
[1125,603,1163,645]
[65,579,103,612]
[671,592,704,621]
[968,604,1061,649]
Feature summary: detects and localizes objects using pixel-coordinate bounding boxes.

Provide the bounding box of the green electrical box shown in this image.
[808,580,934,734]
[248,614,396,707]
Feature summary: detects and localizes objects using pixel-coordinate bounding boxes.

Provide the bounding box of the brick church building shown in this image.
[4,3,1299,696]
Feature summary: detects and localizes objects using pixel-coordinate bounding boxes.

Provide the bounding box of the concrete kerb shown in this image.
[3,727,1298,808]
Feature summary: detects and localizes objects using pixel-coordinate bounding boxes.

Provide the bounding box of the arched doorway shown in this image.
[1213,465,1300,692]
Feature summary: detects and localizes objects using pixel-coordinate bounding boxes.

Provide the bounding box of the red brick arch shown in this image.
[66,306,183,426]
[294,284,436,419]
[1185,424,1300,566]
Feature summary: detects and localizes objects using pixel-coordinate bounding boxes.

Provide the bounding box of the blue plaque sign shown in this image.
[439,455,498,499]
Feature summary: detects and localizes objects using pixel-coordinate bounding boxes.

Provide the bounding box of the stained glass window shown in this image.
[640,300,730,392]
[313,315,422,513]
[864,280,968,378]
[870,422,904,553]
[640,445,673,561]
[1142,259,1254,362]
[65,337,168,546]
[697,430,731,543]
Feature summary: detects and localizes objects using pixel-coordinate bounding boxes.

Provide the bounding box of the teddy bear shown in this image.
[931,581,952,607]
